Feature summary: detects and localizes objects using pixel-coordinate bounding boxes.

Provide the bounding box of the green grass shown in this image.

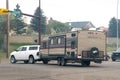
[9,43,36,52]
[0,43,37,59]
[107,43,118,53]
[0,50,6,59]
[0,42,118,59]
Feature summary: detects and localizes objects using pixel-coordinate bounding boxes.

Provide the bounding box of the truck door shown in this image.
[18,47,27,60]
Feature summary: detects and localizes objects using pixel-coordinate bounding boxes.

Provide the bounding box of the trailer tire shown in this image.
[90,47,99,57]
[61,58,66,66]
[81,61,90,67]
[57,58,61,66]
[85,61,90,66]
[112,59,116,61]
[24,60,29,64]
[43,60,48,64]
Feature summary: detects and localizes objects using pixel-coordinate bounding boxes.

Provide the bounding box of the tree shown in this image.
[0,34,4,49]
[9,14,27,34]
[47,20,71,34]
[30,7,46,34]
[0,15,6,34]
[108,17,120,37]
[10,17,27,34]
[0,14,26,50]
[0,14,27,35]
[0,15,6,49]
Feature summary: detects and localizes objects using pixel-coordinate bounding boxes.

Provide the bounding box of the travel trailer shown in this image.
[39,30,106,66]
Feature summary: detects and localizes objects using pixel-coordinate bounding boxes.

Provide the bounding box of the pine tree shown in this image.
[30,7,46,34]
[108,17,120,37]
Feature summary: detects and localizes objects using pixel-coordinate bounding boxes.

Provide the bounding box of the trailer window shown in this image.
[71,41,76,49]
[49,36,65,45]
[71,52,75,57]
[61,37,65,44]
[58,38,61,44]
[50,39,53,45]
[53,37,56,45]
[55,37,61,44]
[71,33,76,37]
[66,52,70,56]
[50,37,58,45]
[43,42,47,48]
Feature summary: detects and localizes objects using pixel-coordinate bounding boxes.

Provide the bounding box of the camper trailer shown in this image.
[39,30,106,66]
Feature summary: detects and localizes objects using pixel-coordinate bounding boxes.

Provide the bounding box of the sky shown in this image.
[0,0,120,27]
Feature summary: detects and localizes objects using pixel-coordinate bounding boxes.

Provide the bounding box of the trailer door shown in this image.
[48,35,66,56]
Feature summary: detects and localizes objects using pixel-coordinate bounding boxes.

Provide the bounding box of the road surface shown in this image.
[0,60,120,80]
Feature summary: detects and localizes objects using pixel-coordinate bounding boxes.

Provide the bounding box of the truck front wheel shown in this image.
[10,56,16,64]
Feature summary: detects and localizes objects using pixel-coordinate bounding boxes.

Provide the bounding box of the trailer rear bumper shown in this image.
[81,58,105,63]
[64,57,104,63]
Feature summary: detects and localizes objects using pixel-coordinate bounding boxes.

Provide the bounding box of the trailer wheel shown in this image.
[61,58,66,66]
[112,59,116,61]
[81,61,90,67]
[85,61,90,66]
[24,61,29,64]
[57,58,61,66]
[43,60,48,64]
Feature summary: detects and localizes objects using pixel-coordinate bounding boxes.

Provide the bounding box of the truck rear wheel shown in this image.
[29,56,35,64]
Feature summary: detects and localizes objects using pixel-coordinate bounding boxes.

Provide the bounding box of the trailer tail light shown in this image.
[77,54,81,58]
[102,54,105,58]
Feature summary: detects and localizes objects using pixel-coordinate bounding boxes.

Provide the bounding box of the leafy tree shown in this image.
[0,15,6,49]
[0,34,4,49]
[0,14,26,35]
[47,20,71,34]
[30,7,46,34]
[0,14,26,50]
[0,15,6,34]
[108,17,120,37]
[45,25,51,34]
[10,17,27,34]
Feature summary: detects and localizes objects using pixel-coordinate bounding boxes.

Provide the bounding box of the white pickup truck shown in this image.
[9,45,40,64]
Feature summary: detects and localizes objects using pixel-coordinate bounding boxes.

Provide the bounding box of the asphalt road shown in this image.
[0,60,120,80]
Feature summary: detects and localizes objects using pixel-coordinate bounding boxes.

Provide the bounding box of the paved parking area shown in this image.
[0,60,120,80]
